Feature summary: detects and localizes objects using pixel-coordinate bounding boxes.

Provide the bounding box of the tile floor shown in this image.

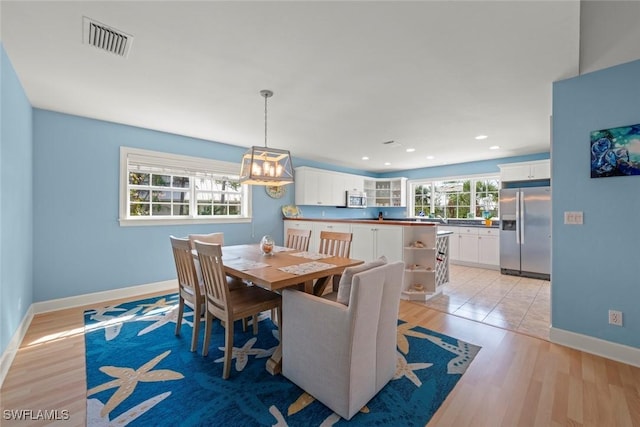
[414,264,551,340]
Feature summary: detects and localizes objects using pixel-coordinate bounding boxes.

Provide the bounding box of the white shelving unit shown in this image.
[364,177,407,207]
[401,226,450,301]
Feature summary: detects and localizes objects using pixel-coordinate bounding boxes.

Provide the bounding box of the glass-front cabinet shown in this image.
[364,177,407,207]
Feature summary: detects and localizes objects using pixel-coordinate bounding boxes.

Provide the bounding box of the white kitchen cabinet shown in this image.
[350,224,403,263]
[458,228,480,264]
[295,168,341,206]
[294,167,365,206]
[364,177,407,207]
[499,159,550,183]
[477,228,499,266]
[310,221,351,253]
[283,220,313,247]
[444,225,500,268]
[439,226,460,261]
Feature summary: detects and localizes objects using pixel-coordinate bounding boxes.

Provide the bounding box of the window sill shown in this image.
[119,217,253,227]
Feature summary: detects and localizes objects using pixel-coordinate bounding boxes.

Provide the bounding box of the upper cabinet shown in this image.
[294,167,364,206]
[364,177,407,207]
[498,159,550,183]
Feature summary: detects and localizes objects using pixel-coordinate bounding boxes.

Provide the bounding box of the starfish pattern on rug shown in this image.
[138,296,177,314]
[84,294,482,426]
[394,351,433,387]
[396,321,431,355]
[422,334,480,374]
[270,402,342,427]
[87,350,184,417]
[87,392,171,426]
[136,304,193,336]
[86,305,143,341]
[214,337,276,371]
[86,305,128,319]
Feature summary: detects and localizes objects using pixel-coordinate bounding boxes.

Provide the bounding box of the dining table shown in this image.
[218,243,364,375]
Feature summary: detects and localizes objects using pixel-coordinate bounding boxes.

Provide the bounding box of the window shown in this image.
[120,147,251,226]
[409,175,500,219]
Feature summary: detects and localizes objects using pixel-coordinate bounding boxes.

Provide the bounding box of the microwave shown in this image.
[346,191,367,208]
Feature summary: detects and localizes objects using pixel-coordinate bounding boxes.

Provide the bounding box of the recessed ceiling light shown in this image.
[426,155,435,160]
[475,135,488,140]
[406,148,416,153]
[362,156,369,160]
[489,145,500,150]
[384,162,391,166]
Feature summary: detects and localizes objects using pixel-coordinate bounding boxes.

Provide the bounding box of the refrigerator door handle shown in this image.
[519,190,525,245]
[515,191,521,244]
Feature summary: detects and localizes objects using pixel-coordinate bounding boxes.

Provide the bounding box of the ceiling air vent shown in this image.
[83,16,133,57]
[382,140,402,149]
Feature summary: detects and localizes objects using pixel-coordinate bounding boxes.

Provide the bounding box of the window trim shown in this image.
[119,147,252,227]
[407,172,500,219]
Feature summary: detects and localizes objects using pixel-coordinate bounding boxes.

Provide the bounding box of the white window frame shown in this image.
[119,147,252,226]
[407,173,500,219]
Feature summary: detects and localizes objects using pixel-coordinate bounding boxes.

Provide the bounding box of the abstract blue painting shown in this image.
[591,123,640,178]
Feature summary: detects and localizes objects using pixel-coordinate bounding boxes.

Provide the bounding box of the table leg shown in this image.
[303,280,314,294]
[265,345,282,375]
[266,304,282,375]
[312,276,332,296]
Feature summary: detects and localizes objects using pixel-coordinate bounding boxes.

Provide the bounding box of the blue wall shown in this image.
[32,110,346,302]
[0,44,33,354]
[552,58,640,348]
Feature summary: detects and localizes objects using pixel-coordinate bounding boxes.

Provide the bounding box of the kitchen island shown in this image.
[283,218,452,301]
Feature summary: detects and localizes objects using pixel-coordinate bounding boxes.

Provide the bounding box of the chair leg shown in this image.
[190,303,200,352]
[223,318,234,379]
[202,312,213,357]
[252,314,258,335]
[175,297,184,336]
[242,318,248,332]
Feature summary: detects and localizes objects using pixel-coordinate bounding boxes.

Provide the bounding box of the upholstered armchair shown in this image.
[281,261,404,420]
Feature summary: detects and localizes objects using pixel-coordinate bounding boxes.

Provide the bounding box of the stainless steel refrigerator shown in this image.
[499,186,551,280]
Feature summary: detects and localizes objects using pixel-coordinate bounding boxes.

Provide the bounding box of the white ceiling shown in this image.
[1,1,638,172]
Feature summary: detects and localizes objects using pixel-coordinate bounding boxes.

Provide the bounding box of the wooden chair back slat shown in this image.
[170,236,201,299]
[318,231,352,258]
[188,232,224,250]
[194,241,230,320]
[285,228,312,251]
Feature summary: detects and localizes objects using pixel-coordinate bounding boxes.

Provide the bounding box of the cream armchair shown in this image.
[281,261,404,421]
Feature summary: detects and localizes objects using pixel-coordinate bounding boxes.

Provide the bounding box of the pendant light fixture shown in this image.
[239,90,294,186]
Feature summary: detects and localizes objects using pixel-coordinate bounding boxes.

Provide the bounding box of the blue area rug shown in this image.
[84,294,480,426]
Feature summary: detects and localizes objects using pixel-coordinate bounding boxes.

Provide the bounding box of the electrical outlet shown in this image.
[608,310,623,326]
[564,211,583,224]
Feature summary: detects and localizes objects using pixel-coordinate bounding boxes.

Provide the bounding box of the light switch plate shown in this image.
[564,211,583,224]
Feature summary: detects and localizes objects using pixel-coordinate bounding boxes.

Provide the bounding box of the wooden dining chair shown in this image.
[285,228,312,251]
[187,232,224,250]
[318,231,352,257]
[318,231,353,293]
[189,232,248,291]
[195,240,282,379]
[170,236,205,352]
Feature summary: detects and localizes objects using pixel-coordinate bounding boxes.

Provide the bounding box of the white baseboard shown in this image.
[0,305,34,389]
[550,327,640,368]
[32,279,178,314]
[0,279,177,387]
[450,260,500,270]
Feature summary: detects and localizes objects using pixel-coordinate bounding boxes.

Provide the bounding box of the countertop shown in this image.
[283,217,499,228]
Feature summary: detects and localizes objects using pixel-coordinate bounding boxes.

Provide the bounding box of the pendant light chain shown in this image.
[264,91,268,148]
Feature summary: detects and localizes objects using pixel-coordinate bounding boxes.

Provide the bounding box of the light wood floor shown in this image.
[1,291,639,427]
